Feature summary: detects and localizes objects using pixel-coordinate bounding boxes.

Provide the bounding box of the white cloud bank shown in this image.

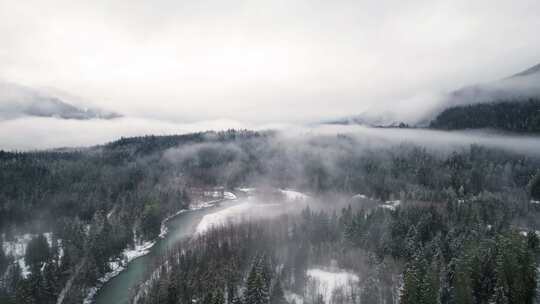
[1,0,540,123]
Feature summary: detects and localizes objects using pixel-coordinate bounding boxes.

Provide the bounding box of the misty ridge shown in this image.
[0,61,539,151]
[0,81,120,121]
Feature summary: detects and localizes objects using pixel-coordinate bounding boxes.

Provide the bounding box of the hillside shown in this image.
[0,82,120,120]
[430,99,540,133]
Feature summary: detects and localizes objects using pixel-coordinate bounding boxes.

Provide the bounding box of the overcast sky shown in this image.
[1,0,540,123]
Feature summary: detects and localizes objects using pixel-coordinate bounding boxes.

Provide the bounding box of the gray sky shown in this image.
[1,0,540,123]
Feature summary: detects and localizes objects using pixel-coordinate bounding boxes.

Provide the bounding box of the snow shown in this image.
[531,200,540,205]
[280,189,309,201]
[196,202,255,234]
[2,232,62,278]
[306,268,359,304]
[352,194,368,199]
[83,239,157,304]
[196,190,309,235]
[159,199,224,238]
[236,187,256,194]
[224,191,237,200]
[380,200,401,211]
[123,240,156,262]
[85,198,221,303]
[285,291,304,304]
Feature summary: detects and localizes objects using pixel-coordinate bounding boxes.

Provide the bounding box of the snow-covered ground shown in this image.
[352,193,369,200]
[85,197,229,303]
[196,201,257,234]
[285,292,304,304]
[2,232,61,278]
[224,191,237,200]
[196,190,308,234]
[82,239,156,304]
[280,189,309,201]
[380,200,401,210]
[306,268,359,304]
[236,187,256,194]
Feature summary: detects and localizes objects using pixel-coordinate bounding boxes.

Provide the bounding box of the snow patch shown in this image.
[196,202,255,234]
[236,187,256,194]
[306,268,359,304]
[2,232,61,278]
[279,189,309,201]
[159,199,223,238]
[224,191,237,200]
[352,194,368,199]
[85,199,221,303]
[83,239,156,304]
[285,291,304,304]
[380,200,401,211]
[196,191,309,235]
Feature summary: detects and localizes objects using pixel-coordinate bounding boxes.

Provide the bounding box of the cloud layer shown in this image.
[1,0,540,123]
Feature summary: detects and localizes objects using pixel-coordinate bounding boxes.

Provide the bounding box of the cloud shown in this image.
[1,0,540,123]
[0,117,254,150]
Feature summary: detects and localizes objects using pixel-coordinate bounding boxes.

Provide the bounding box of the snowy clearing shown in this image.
[2,232,61,278]
[285,292,304,304]
[236,187,256,194]
[224,191,237,200]
[306,268,359,304]
[196,191,308,235]
[352,193,368,199]
[380,200,401,211]
[280,189,309,201]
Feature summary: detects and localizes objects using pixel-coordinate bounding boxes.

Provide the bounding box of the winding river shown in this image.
[94,199,241,304]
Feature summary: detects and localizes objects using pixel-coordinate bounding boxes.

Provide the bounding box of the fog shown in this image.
[2,114,540,156]
[1,0,540,124]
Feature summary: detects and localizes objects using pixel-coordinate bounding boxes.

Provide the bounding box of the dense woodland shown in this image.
[430,99,540,132]
[1,129,540,303]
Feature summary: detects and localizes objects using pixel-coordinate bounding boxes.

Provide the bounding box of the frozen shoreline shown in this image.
[83,198,227,304]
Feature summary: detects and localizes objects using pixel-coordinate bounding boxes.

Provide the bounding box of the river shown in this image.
[93,199,241,304]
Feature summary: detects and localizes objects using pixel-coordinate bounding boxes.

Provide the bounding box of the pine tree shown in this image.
[245,261,270,304]
[25,234,50,274]
[528,171,540,200]
[420,261,440,304]
[213,289,225,304]
[401,262,422,304]
[270,279,287,304]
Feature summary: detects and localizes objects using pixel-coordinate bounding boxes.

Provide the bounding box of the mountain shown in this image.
[444,62,540,108]
[0,82,120,120]
[510,62,540,78]
[429,98,540,132]
[327,62,540,128]
[428,62,540,132]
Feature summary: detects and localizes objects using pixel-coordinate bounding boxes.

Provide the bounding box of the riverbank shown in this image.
[83,198,228,304]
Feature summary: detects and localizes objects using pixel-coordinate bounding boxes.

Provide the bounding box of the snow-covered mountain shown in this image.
[0,82,120,120]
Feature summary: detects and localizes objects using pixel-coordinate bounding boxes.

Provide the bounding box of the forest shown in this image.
[430,99,540,133]
[1,129,540,304]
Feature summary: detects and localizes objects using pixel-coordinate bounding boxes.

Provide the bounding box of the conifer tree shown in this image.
[270,278,287,304]
[245,260,270,304]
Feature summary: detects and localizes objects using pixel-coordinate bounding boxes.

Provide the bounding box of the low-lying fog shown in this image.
[1,116,539,157]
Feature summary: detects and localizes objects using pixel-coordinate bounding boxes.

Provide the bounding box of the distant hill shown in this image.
[428,63,540,133]
[430,98,540,133]
[510,62,540,78]
[327,61,540,130]
[0,82,120,120]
